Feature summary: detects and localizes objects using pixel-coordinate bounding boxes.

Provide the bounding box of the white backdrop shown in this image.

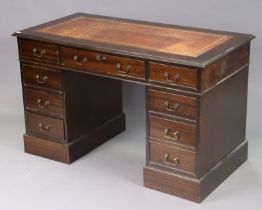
[0,1,261,210]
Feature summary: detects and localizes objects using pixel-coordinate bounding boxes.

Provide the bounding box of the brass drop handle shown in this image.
[38,122,50,132]
[32,48,46,58]
[96,54,107,61]
[37,98,50,108]
[116,63,132,74]
[164,72,181,83]
[163,154,180,167]
[35,75,48,84]
[164,100,180,112]
[73,55,88,66]
[163,128,179,141]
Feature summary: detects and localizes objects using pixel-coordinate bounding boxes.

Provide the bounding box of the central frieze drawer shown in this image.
[61,47,145,80]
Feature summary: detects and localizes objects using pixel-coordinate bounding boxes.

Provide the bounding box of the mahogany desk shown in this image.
[13,13,254,202]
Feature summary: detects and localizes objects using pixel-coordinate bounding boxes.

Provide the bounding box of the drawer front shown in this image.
[22,65,62,91]
[24,88,63,116]
[149,62,198,89]
[20,40,58,63]
[62,47,145,80]
[26,112,64,140]
[149,141,195,174]
[149,116,196,147]
[149,89,197,120]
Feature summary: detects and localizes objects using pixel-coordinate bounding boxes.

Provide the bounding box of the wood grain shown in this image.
[197,67,249,177]
[62,47,145,80]
[23,113,126,164]
[201,43,250,92]
[149,62,199,90]
[14,13,254,67]
[144,166,200,202]
[22,64,62,91]
[24,87,63,117]
[148,89,197,121]
[12,13,254,202]
[63,70,124,141]
[149,115,196,147]
[26,112,64,140]
[144,140,247,203]
[20,39,58,64]
[24,134,70,163]
[149,141,196,175]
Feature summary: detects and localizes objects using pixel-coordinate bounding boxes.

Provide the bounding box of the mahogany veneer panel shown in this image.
[149,62,199,90]
[149,141,196,175]
[149,115,196,148]
[24,87,63,117]
[20,39,58,64]
[148,89,198,121]
[26,112,64,140]
[144,141,248,202]
[62,47,145,80]
[22,64,62,91]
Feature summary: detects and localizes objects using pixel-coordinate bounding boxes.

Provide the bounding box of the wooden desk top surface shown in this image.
[14,13,254,68]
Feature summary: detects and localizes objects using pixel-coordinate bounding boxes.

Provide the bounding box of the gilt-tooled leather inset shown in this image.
[37,16,231,57]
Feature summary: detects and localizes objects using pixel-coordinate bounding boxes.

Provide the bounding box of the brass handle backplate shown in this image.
[163,128,179,141]
[116,63,132,74]
[73,55,88,66]
[35,75,48,84]
[163,154,180,167]
[164,100,180,112]
[164,72,181,83]
[38,122,50,132]
[37,98,50,108]
[96,54,107,61]
[32,48,46,58]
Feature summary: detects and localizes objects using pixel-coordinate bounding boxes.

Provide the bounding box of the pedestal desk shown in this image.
[13,13,254,202]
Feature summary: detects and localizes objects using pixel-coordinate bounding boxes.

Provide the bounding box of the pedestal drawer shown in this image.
[62,47,145,80]
[149,62,198,90]
[26,112,64,140]
[20,39,58,64]
[149,116,196,148]
[149,89,197,120]
[149,141,195,174]
[24,88,63,117]
[22,65,62,91]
